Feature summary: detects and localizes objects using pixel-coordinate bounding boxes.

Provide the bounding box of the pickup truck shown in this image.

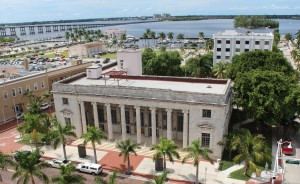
[75,163,103,175]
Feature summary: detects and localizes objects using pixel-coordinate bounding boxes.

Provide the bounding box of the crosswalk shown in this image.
[71,139,193,162]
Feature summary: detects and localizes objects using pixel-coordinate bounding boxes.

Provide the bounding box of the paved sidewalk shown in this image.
[18,139,246,184]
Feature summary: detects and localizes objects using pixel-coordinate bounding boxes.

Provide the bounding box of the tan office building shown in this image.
[0,61,92,124]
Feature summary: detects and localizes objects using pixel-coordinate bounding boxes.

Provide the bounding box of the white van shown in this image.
[75,163,103,175]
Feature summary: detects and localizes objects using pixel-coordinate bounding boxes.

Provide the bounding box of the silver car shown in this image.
[48,159,71,168]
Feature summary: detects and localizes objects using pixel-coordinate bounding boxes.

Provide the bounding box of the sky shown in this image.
[0,0,299,23]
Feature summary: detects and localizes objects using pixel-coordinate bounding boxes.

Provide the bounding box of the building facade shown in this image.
[68,42,107,58]
[213,30,274,65]
[0,61,92,123]
[53,72,233,159]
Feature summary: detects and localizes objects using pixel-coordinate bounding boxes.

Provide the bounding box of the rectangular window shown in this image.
[3,91,7,99]
[245,41,250,44]
[265,41,269,45]
[141,111,144,127]
[111,109,117,124]
[236,40,240,44]
[202,109,211,118]
[12,88,16,97]
[217,40,221,44]
[41,81,45,88]
[217,48,221,51]
[226,40,230,44]
[225,48,230,52]
[26,85,30,92]
[201,133,210,147]
[255,41,260,45]
[18,87,22,95]
[177,113,183,132]
[62,98,68,105]
[216,56,221,59]
[98,108,104,122]
[65,118,71,125]
[120,60,124,69]
[34,83,38,91]
[235,48,240,52]
[125,110,130,125]
[225,56,230,60]
[245,49,249,52]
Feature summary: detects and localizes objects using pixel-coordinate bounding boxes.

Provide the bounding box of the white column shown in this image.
[150,107,156,145]
[105,103,113,140]
[92,102,99,129]
[120,104,126,141]
[183,109,189,148]
[166,108,172,140]
[80,101,87,134]
[135,105,141,144]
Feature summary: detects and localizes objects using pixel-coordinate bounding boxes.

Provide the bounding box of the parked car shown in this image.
[40,103,50,110]
[13,150,32,162]
[103,58,110,64]
[282,141,293,155]
[75,163,103,175]
[48,159,71,168]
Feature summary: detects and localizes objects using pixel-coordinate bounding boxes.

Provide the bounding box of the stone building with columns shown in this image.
[52,72,233,159]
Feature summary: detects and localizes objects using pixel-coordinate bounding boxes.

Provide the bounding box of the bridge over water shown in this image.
[0,20,159,37]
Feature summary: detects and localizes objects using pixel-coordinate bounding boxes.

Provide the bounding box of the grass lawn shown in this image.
[229,166,265,181]
[17,133,45,145]
[61,50,69,58]
[99,53,117,59]
[219,160,235,171]
[41,53,55,58]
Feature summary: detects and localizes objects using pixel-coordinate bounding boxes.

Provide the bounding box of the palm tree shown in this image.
[52,164,86,184]
[150,31,156,46]
[12,151,49,184]
[198,32,205,40]
[65,32,70,42]
[82,125,107,163]
[158,32,166,42]
[116,139,140,175]
[17,113,42,150]
[290,49,299,61]
[94,170,119,184]
[142,32,148,47]
[182,139,213,184]
[295,29,300,49]
[0,152,14,182]
[212,62,229,79]
[167,32,174,50]
[151,137,180,171]
[217,132,237,160]
[152,170,169,184]
[50,120,77,160]
[231,129,271,176]
[284,33,292,43]
[205,39,214,52]
[177,33,184,48]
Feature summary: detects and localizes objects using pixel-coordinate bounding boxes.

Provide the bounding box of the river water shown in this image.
[20,19,300,40]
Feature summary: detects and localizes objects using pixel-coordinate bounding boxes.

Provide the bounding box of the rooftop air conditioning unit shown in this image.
[86,65,102,79]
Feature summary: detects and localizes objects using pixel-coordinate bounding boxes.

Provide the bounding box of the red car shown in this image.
[282,141,293,155]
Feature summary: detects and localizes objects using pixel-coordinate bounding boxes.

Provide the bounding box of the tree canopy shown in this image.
[228,50,298,82]
[234,15,279,28]
[142,48,182,76]
[185,52,213,77]
[234,70,297,126]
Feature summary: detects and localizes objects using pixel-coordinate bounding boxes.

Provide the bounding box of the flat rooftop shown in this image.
[214,30,273,37]
[68,75,229,95]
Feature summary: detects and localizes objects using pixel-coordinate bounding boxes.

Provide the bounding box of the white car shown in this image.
[40,103,50,110]
[75,163,103,175]
[48,159,71,168]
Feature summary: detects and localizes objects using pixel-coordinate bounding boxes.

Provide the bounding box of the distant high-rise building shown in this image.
[212,30,274,65]
[153,14,162,19]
